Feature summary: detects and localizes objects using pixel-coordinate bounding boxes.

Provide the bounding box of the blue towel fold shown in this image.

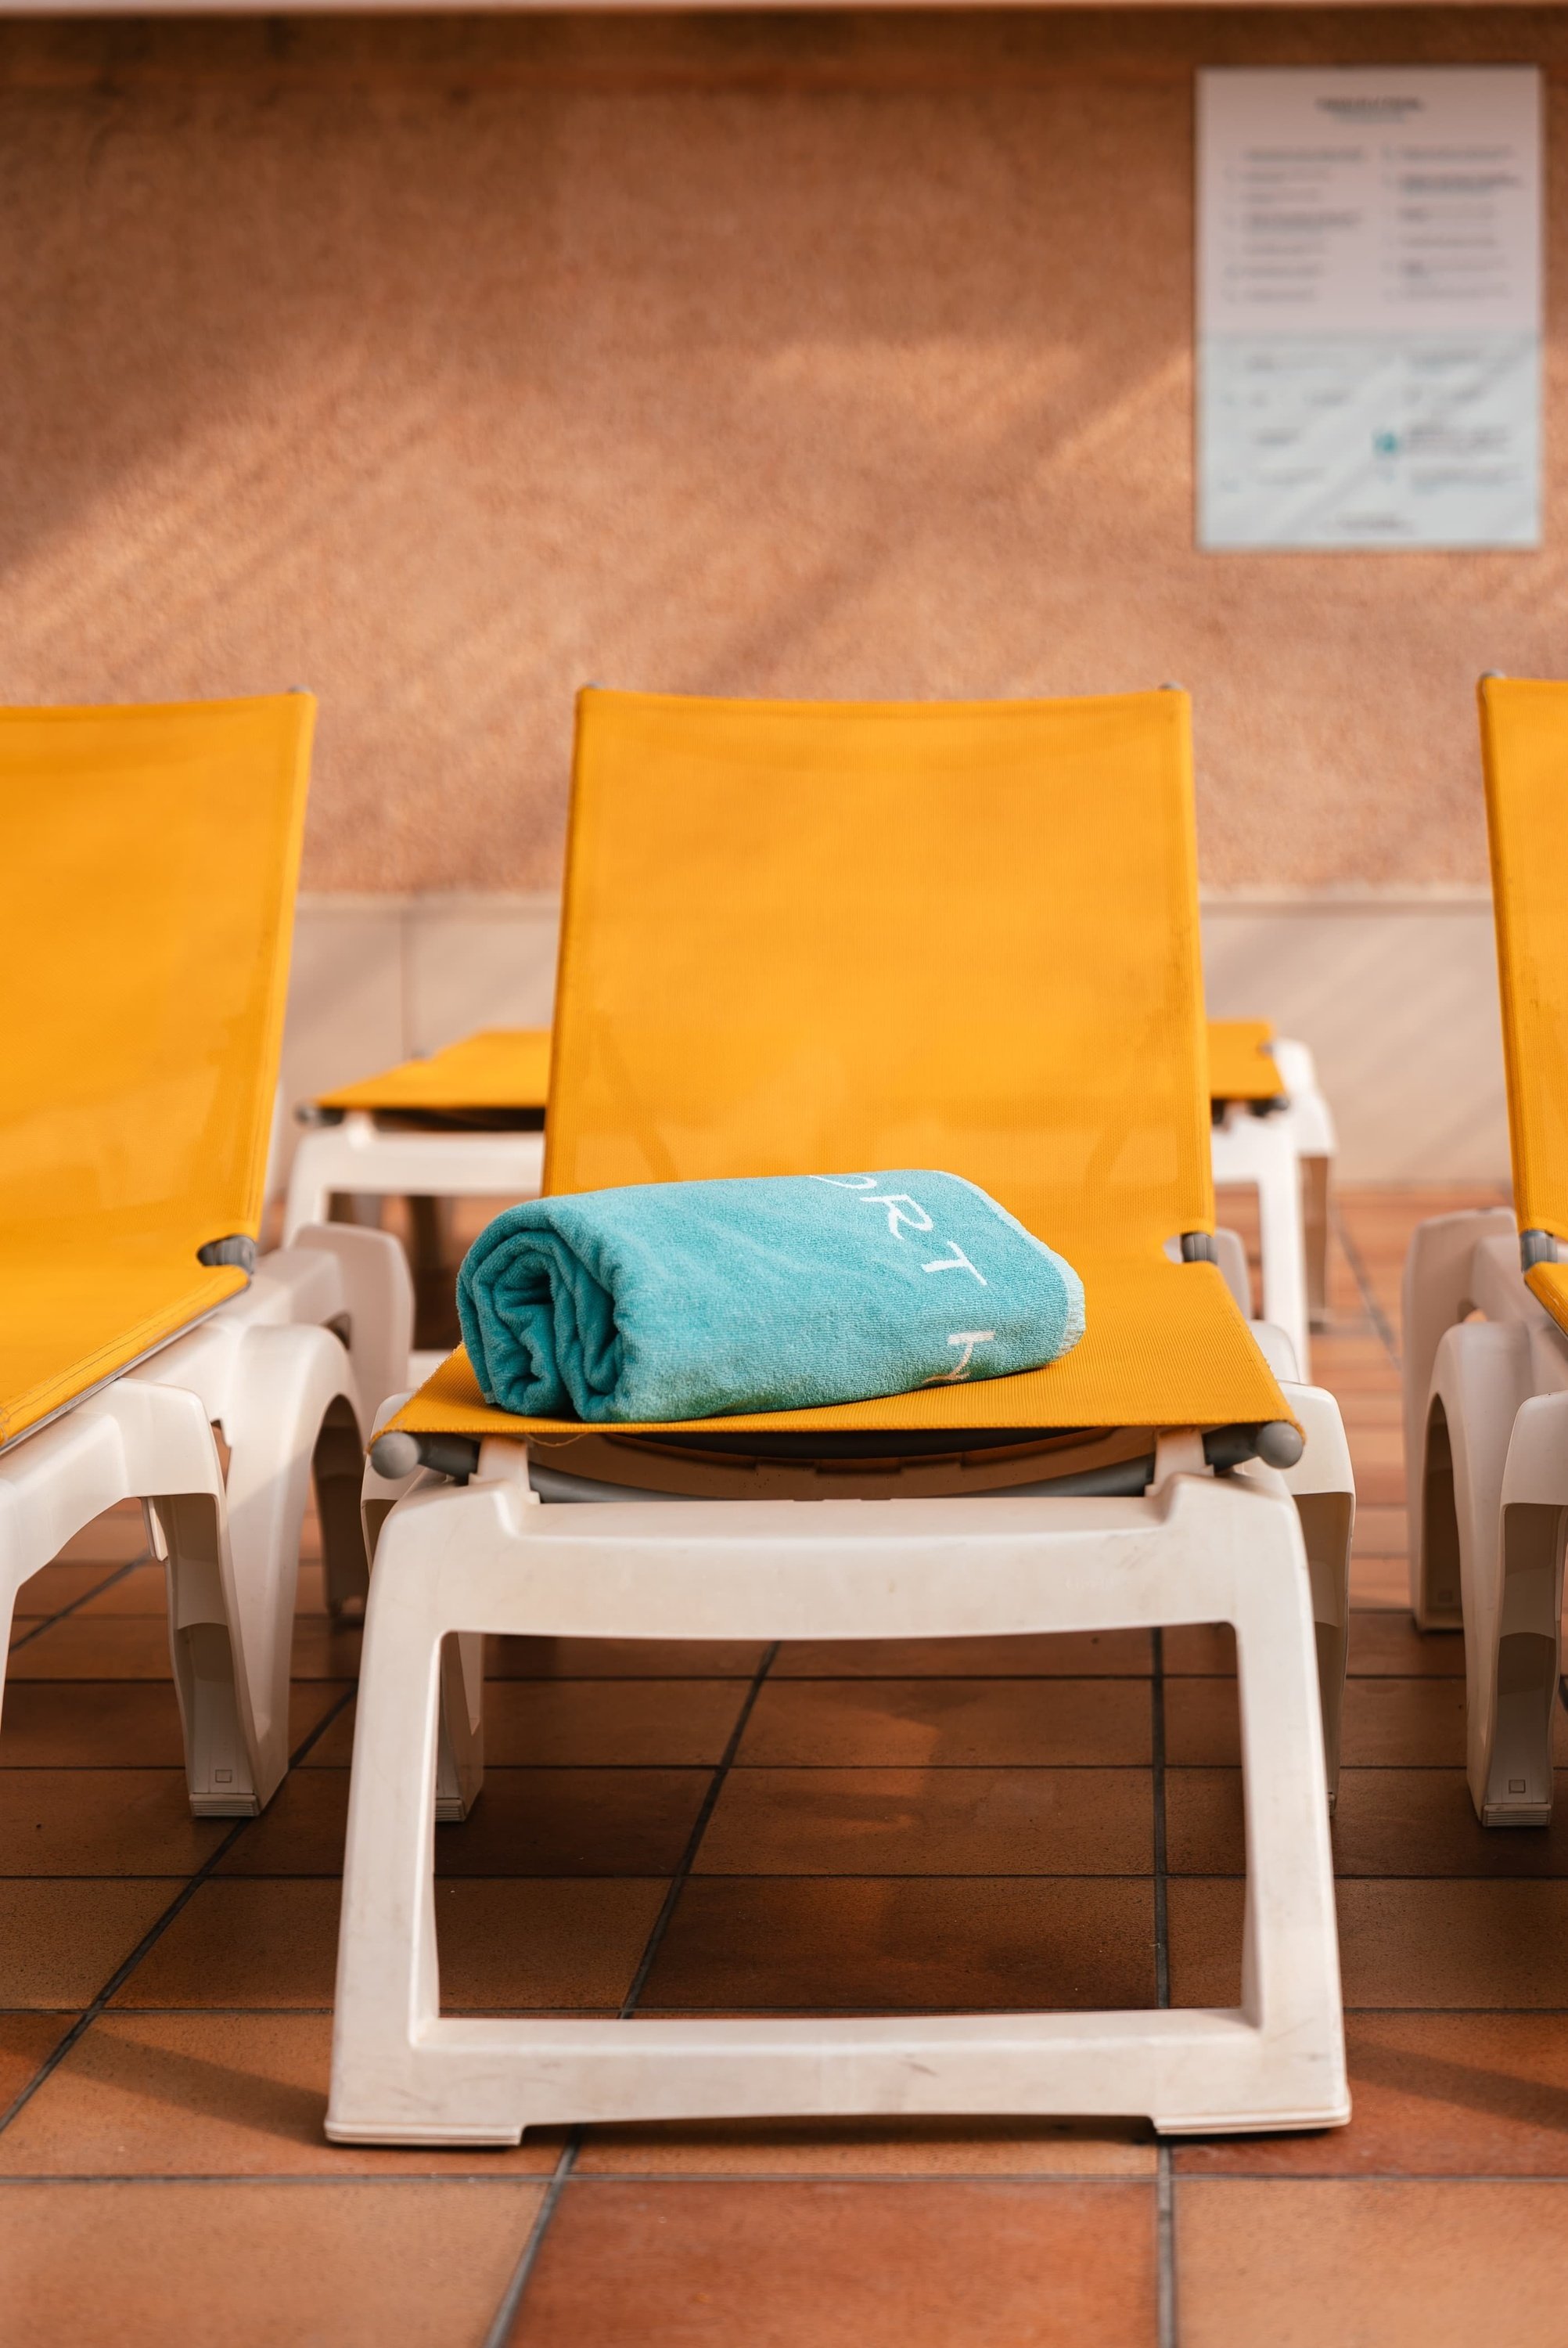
[456,1169,1084,1424]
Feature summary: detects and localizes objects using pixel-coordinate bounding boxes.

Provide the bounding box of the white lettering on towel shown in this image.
[920,1241,987,1285]
[926,1331,997,1384]
[859,1193,934,1240]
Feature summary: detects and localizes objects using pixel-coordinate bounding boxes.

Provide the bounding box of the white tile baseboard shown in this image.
[279,886,1510,1187]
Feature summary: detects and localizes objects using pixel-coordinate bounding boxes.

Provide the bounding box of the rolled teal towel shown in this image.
[456,1169,1084,1424]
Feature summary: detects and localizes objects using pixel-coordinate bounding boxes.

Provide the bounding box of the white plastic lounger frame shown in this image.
[1402,1208,1568,1825]
[328,1425,1348,2145]
[283,1116,545,1244]
[1210,1038,1337,1378]
[0,1224,412,1817]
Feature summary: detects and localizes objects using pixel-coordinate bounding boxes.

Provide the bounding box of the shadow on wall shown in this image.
[0,12,1559,895]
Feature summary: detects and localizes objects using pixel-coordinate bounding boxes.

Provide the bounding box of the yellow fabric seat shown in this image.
[318,1028,552,1116]
[391,687,1286,1448]
[0,697,313,1449]
[1207,1017,1286,1107]
[317,1020,1276,1118]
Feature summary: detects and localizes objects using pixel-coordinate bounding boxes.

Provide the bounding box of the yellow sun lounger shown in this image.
[329,687,1353,2148]
[288,1022,1332,1367]
[0,695,411,1815]
[1404,673,1568,1824]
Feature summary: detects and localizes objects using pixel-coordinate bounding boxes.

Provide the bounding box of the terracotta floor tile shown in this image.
[0,2179,541,2348]
[572,2114,1156,2178]
[305,1680,748,1769]
[1164,1770,1243,1877]
[1166,1677,1523,1771]
[1307,1339,1400,1395]
[696,1768,1153,1877]
[738,1679,1150,1769]
[1176,2014,1568,2177]
[1339,1677,1541,1768]
[1162,1625,1235,1676]
[488,1636,766,1679]
[641,1877,1156,2011]
[113,1876,667,2011]
[52,1505,150,1567]
[288,1616,366,1679]
[77,1561,337,1622]
[1330,1770,1568,1876]
[1350,1552,1416,1608]
[6,1619,174,1681]
[1338,1879,1568,2007]
[0,2013,559,2175]
[1164,1881,1243,2008]
[1351,1505,1408,1558]
[1163,1680,1242,1768]
[76,1565,176,1619]
[0,1771,227,1876]
[12,1563,127,1621]
[0,2013,70,2112]
[218,1767,708,1878]
[1,1882,182,2007]
[1347,1614,1462,1676]
[514,2178,1155,2347]
[0,1681,347,1770]
[1178,2180,1568,2348]
[771,1631,1152,1677]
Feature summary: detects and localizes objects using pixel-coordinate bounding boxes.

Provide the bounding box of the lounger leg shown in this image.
[1469,1392,1568,1826]
[1422,1321,1529,1651]
[283,1129,338,1244]
[315,1399,372,1621]
[1402,1209,1516,1622]
[1225,1486,1344,2118]
[1303,1155,1332,1330]
[0,1563,23,1735]
[330,1536,453,2139]
[153,1489,260,1815]
[435,1633,487,1822]
[1251,1119,1311,1381]
[208,1325,361,1813]
[1278,1383,1354,1808]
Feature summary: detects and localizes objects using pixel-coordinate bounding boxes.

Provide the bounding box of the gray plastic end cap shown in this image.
[370,1430,423,1480]
[1256,1421,1304,1470]
[196,1235,257,1273]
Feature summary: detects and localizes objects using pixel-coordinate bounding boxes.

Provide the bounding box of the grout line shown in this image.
[1151,1628,1178,2348]
[7,1551,153,1655]
[0,1683,358,2141]
[480,1641,782,2346]
[1332,1203,1401,1370]
[477,2140,581,2348]
[14,2165,1568,2188]
[0,2166,1169,2189]
[617,1642,782,2022]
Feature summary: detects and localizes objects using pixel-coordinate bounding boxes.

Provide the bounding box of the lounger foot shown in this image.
[1153,2096,1351,2137]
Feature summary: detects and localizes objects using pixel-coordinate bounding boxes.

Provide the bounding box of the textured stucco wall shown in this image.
[2,9,1566,891]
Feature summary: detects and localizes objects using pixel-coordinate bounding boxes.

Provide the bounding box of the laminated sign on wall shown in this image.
[1196,67,1542,550]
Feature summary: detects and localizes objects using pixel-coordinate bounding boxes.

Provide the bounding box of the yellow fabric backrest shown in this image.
[545,690,1214,1264]
[1480,676,1568,1239]
[0,693,313,1284]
